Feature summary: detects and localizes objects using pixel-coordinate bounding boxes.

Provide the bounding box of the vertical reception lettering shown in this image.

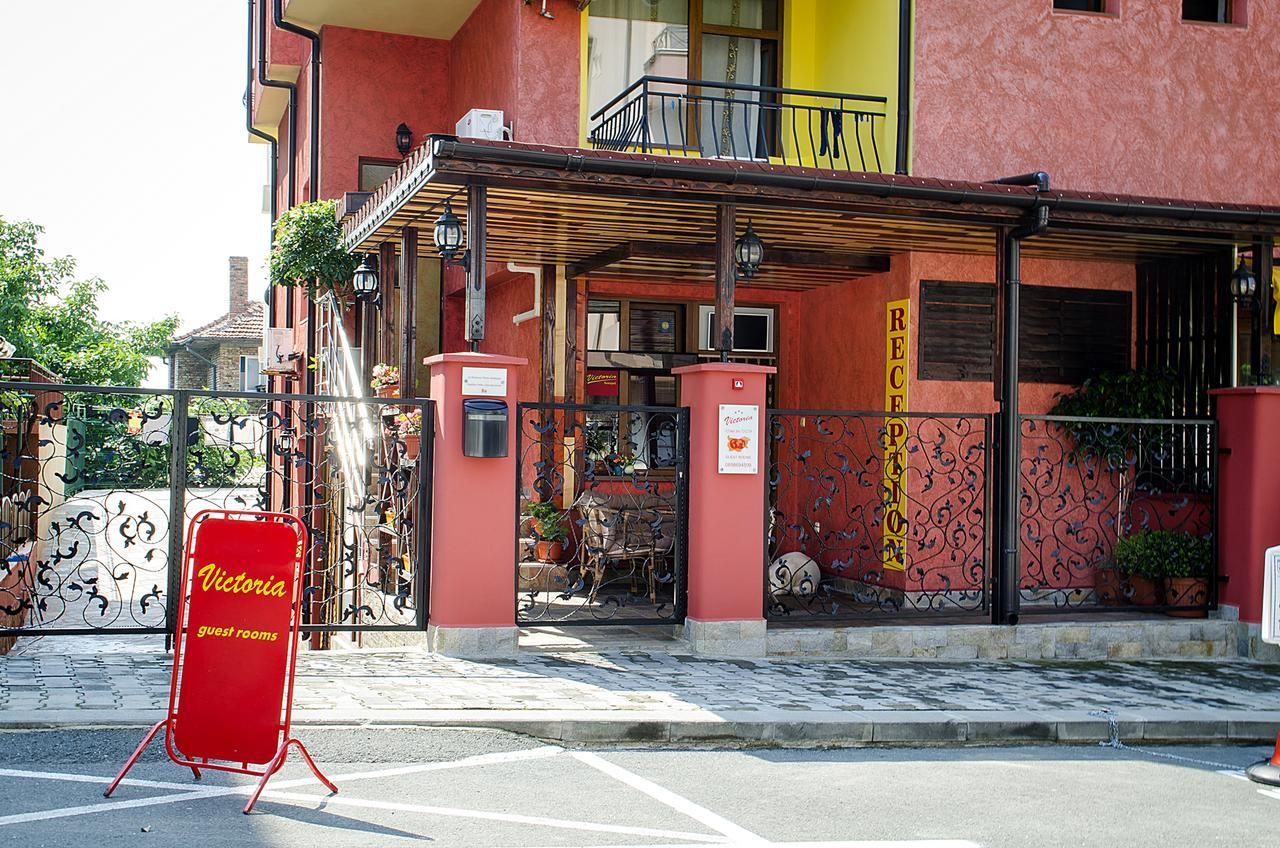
[883,299,910,571]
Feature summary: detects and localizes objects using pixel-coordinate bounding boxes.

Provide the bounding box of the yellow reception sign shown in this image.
[883,299,910,571]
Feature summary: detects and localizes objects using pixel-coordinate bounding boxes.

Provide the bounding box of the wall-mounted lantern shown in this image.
[734,221,765,280]
[433,200,470,269]
[395,123,413,157]
[351,254,380,304]
[1231,257,1258,304]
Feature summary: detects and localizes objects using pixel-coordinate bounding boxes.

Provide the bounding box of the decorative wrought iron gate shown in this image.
[515,402,689,626]
[765,410,992,622]
[0,383,433,643]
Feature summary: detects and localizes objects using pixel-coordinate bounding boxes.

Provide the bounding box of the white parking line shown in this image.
[0,767,205,793]
[572,750,768,845]
[259,789,729,842]
[325,744,564,782]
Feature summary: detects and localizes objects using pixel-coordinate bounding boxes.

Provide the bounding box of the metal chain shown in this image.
[1089,709,1244,771]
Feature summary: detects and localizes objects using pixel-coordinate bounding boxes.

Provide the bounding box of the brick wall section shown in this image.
[171,342,260,391]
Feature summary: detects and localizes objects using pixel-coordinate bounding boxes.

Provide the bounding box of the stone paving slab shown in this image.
[1,647,1278,745]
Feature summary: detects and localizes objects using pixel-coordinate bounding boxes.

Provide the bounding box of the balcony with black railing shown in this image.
[588,76,889,173]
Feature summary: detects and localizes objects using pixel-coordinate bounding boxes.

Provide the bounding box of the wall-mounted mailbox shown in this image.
[462,398,508,458]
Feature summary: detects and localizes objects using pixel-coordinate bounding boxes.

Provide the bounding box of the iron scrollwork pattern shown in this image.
[1018,415,1216,613]
[516,403,688,625]
[766,411,990,621]
[0,383,432,640]
[0,388,175,634]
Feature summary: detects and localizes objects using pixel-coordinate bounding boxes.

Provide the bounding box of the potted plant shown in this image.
[1110,531,1163,606]
[528,500,568,562]
[1160,532,1212,618]
[395,409,422,461]
[269,200,361,301]
[371,363,400,398]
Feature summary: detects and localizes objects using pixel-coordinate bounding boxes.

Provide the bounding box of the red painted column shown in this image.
[425,352,526,657]
[672,362,775,656]
[1211,387,1280,624]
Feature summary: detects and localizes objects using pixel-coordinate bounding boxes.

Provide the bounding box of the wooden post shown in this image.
[399,228,418,398]
[565,275,579,404]
[714,205,737,361]
[466,185,487,351]
[1254,240,1274,382]
[540,264,556,404]
[378,242,398,370]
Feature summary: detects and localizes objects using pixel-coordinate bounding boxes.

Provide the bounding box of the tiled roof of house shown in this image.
[171,301,264,345]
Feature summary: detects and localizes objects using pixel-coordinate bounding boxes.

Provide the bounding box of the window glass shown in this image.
[586,0,689,119]
[239,355,262,392]
[358,161,398,192]
[587,300,622,351]
[1182,0,1231,22]
[703,0,777,29]
[1054,0,1106,11]
[628,306,679,352]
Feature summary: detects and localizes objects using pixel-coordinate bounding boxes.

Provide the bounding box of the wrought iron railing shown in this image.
[0,384,432,642]
[766,410,992,621]
[589,75,889,172]
[516,402,688,626]
[1018,416,1217,614]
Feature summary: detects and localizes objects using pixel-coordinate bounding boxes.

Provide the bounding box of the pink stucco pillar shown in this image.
[672,362,775,656]
[1211,387,1280,626]
[424,352,526,657]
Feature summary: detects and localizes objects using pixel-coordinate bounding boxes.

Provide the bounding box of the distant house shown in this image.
[167,257,264,392]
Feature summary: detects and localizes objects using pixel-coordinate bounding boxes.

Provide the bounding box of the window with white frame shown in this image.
[239,354,263,392]
[697,305,774,353]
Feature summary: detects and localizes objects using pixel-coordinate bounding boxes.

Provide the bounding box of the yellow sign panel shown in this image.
[883,299,910,571]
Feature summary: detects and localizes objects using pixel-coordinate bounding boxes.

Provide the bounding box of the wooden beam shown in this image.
[566,243,631,279]
[714,205,736,360]
[540,263,556,404]
[565,275,579,404]
[466,184,487,350]
[399,228,418,398]
[378,242,397,369]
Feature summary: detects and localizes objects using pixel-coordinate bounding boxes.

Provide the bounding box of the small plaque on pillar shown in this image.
[461,366,507,397]
[718,404,759,474]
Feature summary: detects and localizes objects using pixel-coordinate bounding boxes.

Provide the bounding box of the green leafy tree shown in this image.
[0,216,177,386]
[269,200,359,300]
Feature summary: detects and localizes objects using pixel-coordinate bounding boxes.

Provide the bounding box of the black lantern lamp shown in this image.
[395,123,413,156]
[1231,257,1258,303]
[734,221,765,280]
[433,200,469,268]
[351,254,380,303]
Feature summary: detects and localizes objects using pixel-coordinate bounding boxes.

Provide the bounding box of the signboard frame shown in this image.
[717,403,760,474]
[105,509,337,814]
[1264,545,1280,646]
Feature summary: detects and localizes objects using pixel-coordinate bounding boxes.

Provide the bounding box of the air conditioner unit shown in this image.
[456,109,508,141]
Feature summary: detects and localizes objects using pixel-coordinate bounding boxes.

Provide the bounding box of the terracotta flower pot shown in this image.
[1164,576,1208,618]
[376,384,400,399]
[1094,568,1125,606]
[535,540,565,563]
[1121,573,1161,606]
[402,433,420,461]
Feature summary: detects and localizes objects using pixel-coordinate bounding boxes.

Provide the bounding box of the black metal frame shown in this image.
[764,408,993,623]
[515,401,689,627]
[0,382,434,638]
[1015,414,1218,617]
[589,75,889,172]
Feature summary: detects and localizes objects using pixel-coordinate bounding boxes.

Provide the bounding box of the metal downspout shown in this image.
[995,202,1050,625]
[895,0,911,175]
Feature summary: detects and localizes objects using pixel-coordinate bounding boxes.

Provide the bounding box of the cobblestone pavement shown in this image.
[1,644,1277,716]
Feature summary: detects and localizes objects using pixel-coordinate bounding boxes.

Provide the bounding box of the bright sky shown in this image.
[0,1,270,382]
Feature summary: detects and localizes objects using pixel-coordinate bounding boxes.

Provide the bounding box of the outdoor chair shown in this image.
[576,494,676,605]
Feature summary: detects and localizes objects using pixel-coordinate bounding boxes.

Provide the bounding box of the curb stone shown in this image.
[1,709,1276,747]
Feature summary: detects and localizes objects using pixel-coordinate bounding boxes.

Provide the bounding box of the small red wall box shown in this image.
[104,509,337,814]
[732,379,745,390]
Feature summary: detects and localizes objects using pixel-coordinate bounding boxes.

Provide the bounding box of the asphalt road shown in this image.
[0,728,1275,847]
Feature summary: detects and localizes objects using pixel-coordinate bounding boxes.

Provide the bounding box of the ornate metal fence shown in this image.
[765,410,992,622]
[0,384,432,643]
[1017,415,1216,615]
[515,403,688,626]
